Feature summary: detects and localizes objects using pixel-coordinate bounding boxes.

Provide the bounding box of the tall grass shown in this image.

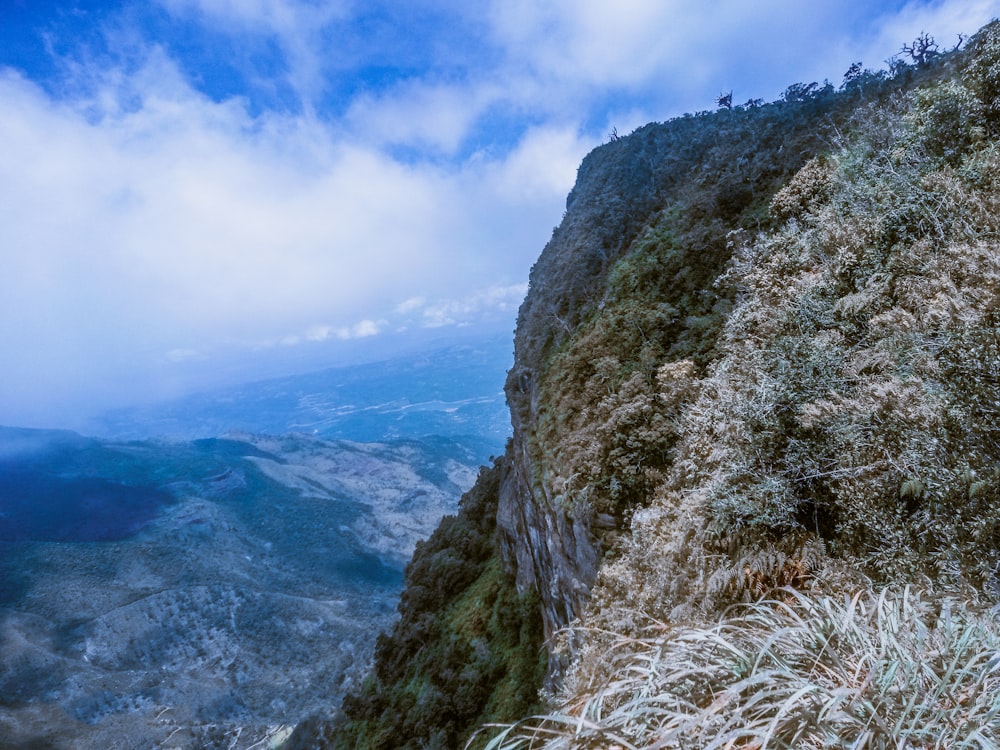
[476,588,1000,749]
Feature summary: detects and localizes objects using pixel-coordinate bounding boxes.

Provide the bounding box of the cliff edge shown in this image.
[297,21,1000,750]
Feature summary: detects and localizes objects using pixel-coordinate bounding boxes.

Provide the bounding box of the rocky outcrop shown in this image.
[495,433,597,644]
[498,130,689,642]
[497,102,840,645]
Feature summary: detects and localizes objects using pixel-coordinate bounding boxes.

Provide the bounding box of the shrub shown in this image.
[905,80,986,164]
[965,21,1000,132]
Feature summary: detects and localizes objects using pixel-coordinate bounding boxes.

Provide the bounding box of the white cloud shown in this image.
[157,0,350,107]
[3,0,998,427]
[272,318,384,347]
[490,124,592,202]
[337,319,384,339]
[859,0,1000,69]
[345,80,502,153]
[482,0,999,118]
[305,325,333,342]
[395,296,426,314]
[488,0,689,87]
[403,284,529,328]
[0,53,555,424]
[1,61,461,330]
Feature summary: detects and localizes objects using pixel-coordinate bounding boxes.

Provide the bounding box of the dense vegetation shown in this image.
[487,22,1000,750]
[293,456,547,750]
[298,21,1000,749]
[527,44,964,530]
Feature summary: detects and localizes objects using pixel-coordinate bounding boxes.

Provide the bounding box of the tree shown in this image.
[842,62,864,88]
[783,82,819,102]
[902,32,939,65]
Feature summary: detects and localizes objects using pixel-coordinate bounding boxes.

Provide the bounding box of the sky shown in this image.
[1,0,998,429]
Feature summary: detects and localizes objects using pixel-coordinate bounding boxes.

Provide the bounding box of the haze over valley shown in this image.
[0,344,508,748]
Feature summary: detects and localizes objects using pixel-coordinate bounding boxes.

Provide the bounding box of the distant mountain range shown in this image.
[88,337,514,463]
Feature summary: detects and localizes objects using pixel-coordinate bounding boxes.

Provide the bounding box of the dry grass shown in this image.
[476,588,1000,750]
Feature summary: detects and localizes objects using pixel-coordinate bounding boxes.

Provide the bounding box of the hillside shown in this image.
[298,22,1000,749]
[0,428,482,748]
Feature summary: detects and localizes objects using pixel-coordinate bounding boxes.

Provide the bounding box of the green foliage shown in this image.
[782,80,834,103]
[318,457,548,750]
[482,587,1000,749]
[511,74,898,387]
[770,156,837,220]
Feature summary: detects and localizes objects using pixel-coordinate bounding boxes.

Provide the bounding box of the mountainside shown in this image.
[315,21,1000,750]
[0,427,482,748]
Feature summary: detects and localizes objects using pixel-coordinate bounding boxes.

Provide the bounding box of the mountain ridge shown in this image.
[318,20,1000,750]
[89,337,513,463]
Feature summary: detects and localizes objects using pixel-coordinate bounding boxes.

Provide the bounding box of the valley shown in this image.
[90,338,513,463]
[0,339,508,749]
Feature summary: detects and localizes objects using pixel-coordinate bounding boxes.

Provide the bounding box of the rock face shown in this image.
[495,436,596,644]
[498,133,677,641]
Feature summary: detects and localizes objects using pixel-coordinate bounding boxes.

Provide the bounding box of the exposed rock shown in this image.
[498,134,674,650]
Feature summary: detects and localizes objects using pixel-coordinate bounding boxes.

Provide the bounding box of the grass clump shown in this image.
[479,587,1000,749]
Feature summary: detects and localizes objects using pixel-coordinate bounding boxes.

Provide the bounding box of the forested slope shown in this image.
[293,21,1000,749]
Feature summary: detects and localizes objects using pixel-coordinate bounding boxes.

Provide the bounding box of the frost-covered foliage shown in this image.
[480,588,1000,750]
[481,21,1000,750]
[584,21,1000,627]
[528,93,861,526]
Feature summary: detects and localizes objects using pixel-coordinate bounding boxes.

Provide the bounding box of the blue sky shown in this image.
[1,0,997,429]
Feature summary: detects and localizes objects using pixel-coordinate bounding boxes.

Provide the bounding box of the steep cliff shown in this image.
[499,90,852,650]
[487,23,1000,749]
[304,21,1000,750]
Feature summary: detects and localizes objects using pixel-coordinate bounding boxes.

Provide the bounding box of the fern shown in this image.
[708,537,828,602]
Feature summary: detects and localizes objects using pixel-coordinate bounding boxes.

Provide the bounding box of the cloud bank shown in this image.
[1,0,996,427]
